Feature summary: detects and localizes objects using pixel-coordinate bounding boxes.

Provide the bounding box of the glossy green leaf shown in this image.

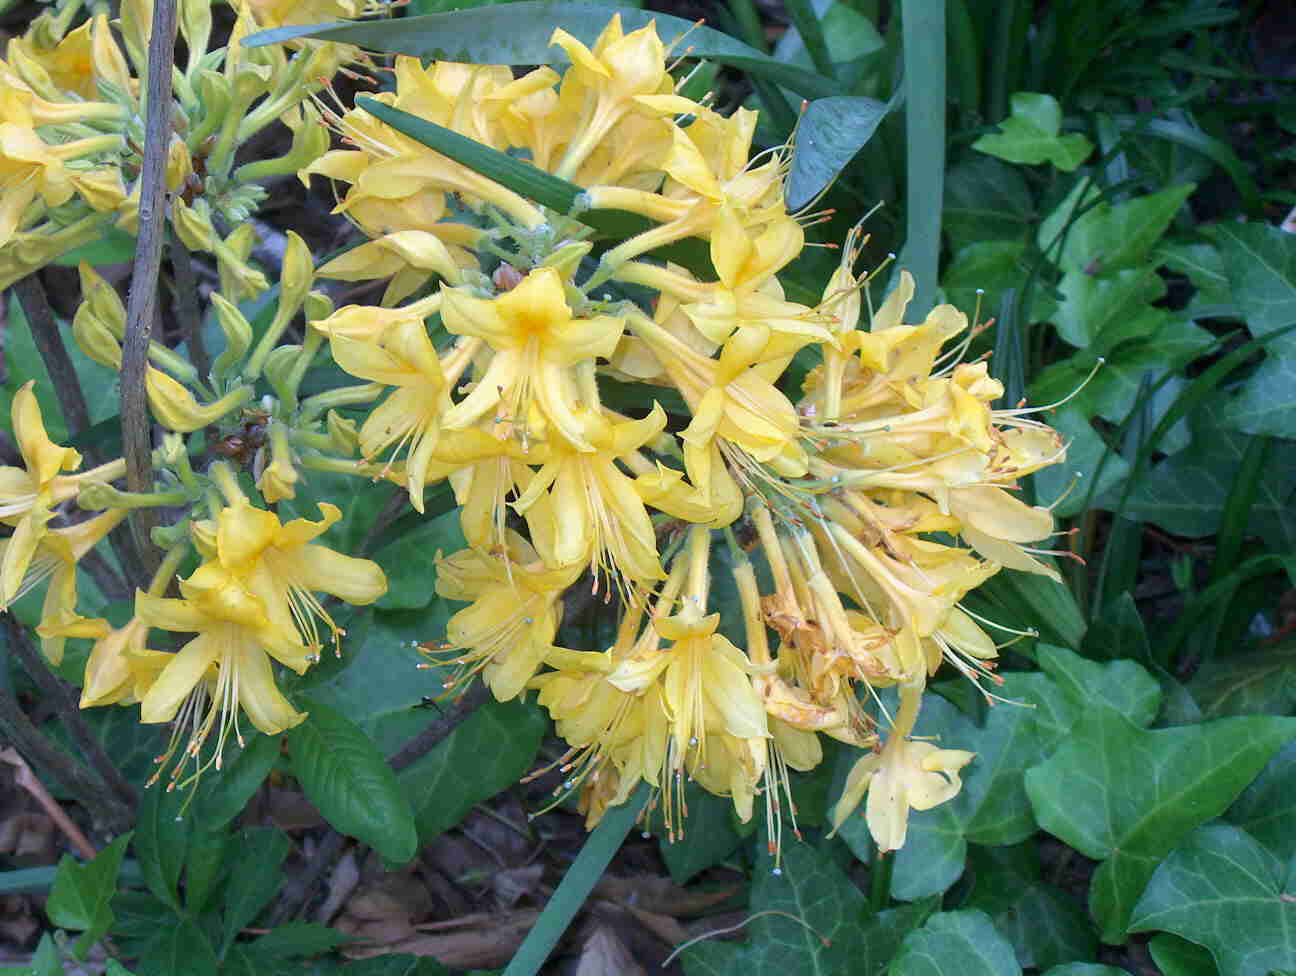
[1036,643,1162,728]
[943,157,1034,255]
[289,701,419,863]
[243,4,843,99]
[1147,933,1221,976]
[1050,266,1166,349]
[399,697,546,841]
[941,241,1026,319]
[973,93,1093,171]
[246,921,349,958]
[890,910,1021,976]
[655,781,743,884]
[1039,966,1129,976]
[1031,404,1130,519]
[1156,240,1235,318]
[134,780,192,911]
[786,95,892,212]
[27,934,61,976]
[1227,741,1296,862]
[1131,824,1296,976]
[964,845,1096,971]
[372,508,464,610]
[1024,707,1296,942]
[1207,223,1296,437]
[1191,638,1296,719]
[1053,183,1195,274]
[1120,401,1296,541]
[683,837,932,976]
[197,731,282,829]
[46,834,131,958]
[182,828,228,917]
[220,828,292,953]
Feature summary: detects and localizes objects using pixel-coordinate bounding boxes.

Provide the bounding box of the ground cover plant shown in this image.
[0,0,1294,973]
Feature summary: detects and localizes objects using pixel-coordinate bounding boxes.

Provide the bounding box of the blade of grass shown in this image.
[1093,375,1153,618]
[784,0,835,80]
[897,0,945,317]
[503,783,649,976]
[725,0,769,52]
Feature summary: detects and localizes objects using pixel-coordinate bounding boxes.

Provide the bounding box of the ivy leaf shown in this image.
[1024,708,1296,942]
[1190,638,1296,719]
[1207,223,1296,437]
[1130,824,1296,976]
[654,781,744,884]
[1054,184,1196,275]
[941,240,1028,321]
[682,837,931,976]
[963,844,1096,971]
[943,157,1034,255]
[46,834,131,958]
[1226,740,1296,862]
[289,701,419,863]
[1147,933,1221,976]
[973,93,1093,172]
[399,697,546,841]
[890,909,1021,976]
[136,919,220,976]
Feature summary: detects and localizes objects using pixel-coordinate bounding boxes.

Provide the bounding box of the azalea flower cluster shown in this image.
[0,0,353,293]
[0,11,1067,850]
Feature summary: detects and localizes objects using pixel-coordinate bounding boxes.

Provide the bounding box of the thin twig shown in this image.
[119,0,179,576]
[168,230,211,383]
[0,748,97,861]
[77,548,133,604]
[1,616,137,831]
[0,657,121,836]
[13,274,92,439]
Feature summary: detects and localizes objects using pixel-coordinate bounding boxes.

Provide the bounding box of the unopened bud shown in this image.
[541,241,593,279]
[263,344,300,405]
[303,290,334,324]
[325,410,360,455]
[166,136,193,192]
[78,262,127,337]
[210,293,253,380]
[72,305,124,369]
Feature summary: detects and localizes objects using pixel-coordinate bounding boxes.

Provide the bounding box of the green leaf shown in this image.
[786,95,891,212]
[889,910,1021,976]
[1147,933,1221,976]
[943,157,1034,255]
[181,828,227,917]
[1227,741,1296,862]
[683,837,932,976]
[27,934,61,976]
[1050,266,1166,349]
[656,781,744,884]
[1190,639,1296,719]
[400,697,546,841]
[47,834,131,958]
[1054,183,1196,275]
[1130,824,1296,976]
[973,93,1093,171]
[964,845,1096,971]
[1206,223,1296,437]
[1024,707,1296,942]
[196,731,282,829]
[242,4,844,99]
[372,508,464,610]
[1039,966,1130,976]
[220,828,292,953]
[1157,240,1235,318]
[134,780,192,911]
[289,701,419,863]
[1031,404,1130,519]
[1121,401,1296,540]
[136,919,220,976]
[1037,642,1161,727]
[941,241,1027,320]
[249,921,349,958]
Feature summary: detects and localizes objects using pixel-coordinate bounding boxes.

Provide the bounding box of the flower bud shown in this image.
[325,410,360,456]
[72,305,124,369]
[257,422,298,503]
[166,136,194,192]
[542,241,593,279]
[263,344,300,405]
[304,290,334,324]
[147,369,252,433]
[78,263,127,338]
[279,230,314,313]
[210,293,253,380]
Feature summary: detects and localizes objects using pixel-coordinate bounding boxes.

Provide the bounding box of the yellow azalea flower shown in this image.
[831,682,975,851]
[80,614,154,707]
[432,532,581,701]
[9,508,125,664]
[609,603,769,768]
[316,229,474,306]
[513,406,667,590]
[0,382,125,609]
[949,485,1062,581]
[214,501,387,654]
[440,268,625,451]
[548,15,672,179]
[321,311,449,512]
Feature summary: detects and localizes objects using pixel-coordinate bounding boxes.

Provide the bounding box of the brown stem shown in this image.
[168,230,211,383]
[0,748,98,860]
[13,274,92,439]
[1,616,137,832]
[119,0,179,576]
[0,650,128,836]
